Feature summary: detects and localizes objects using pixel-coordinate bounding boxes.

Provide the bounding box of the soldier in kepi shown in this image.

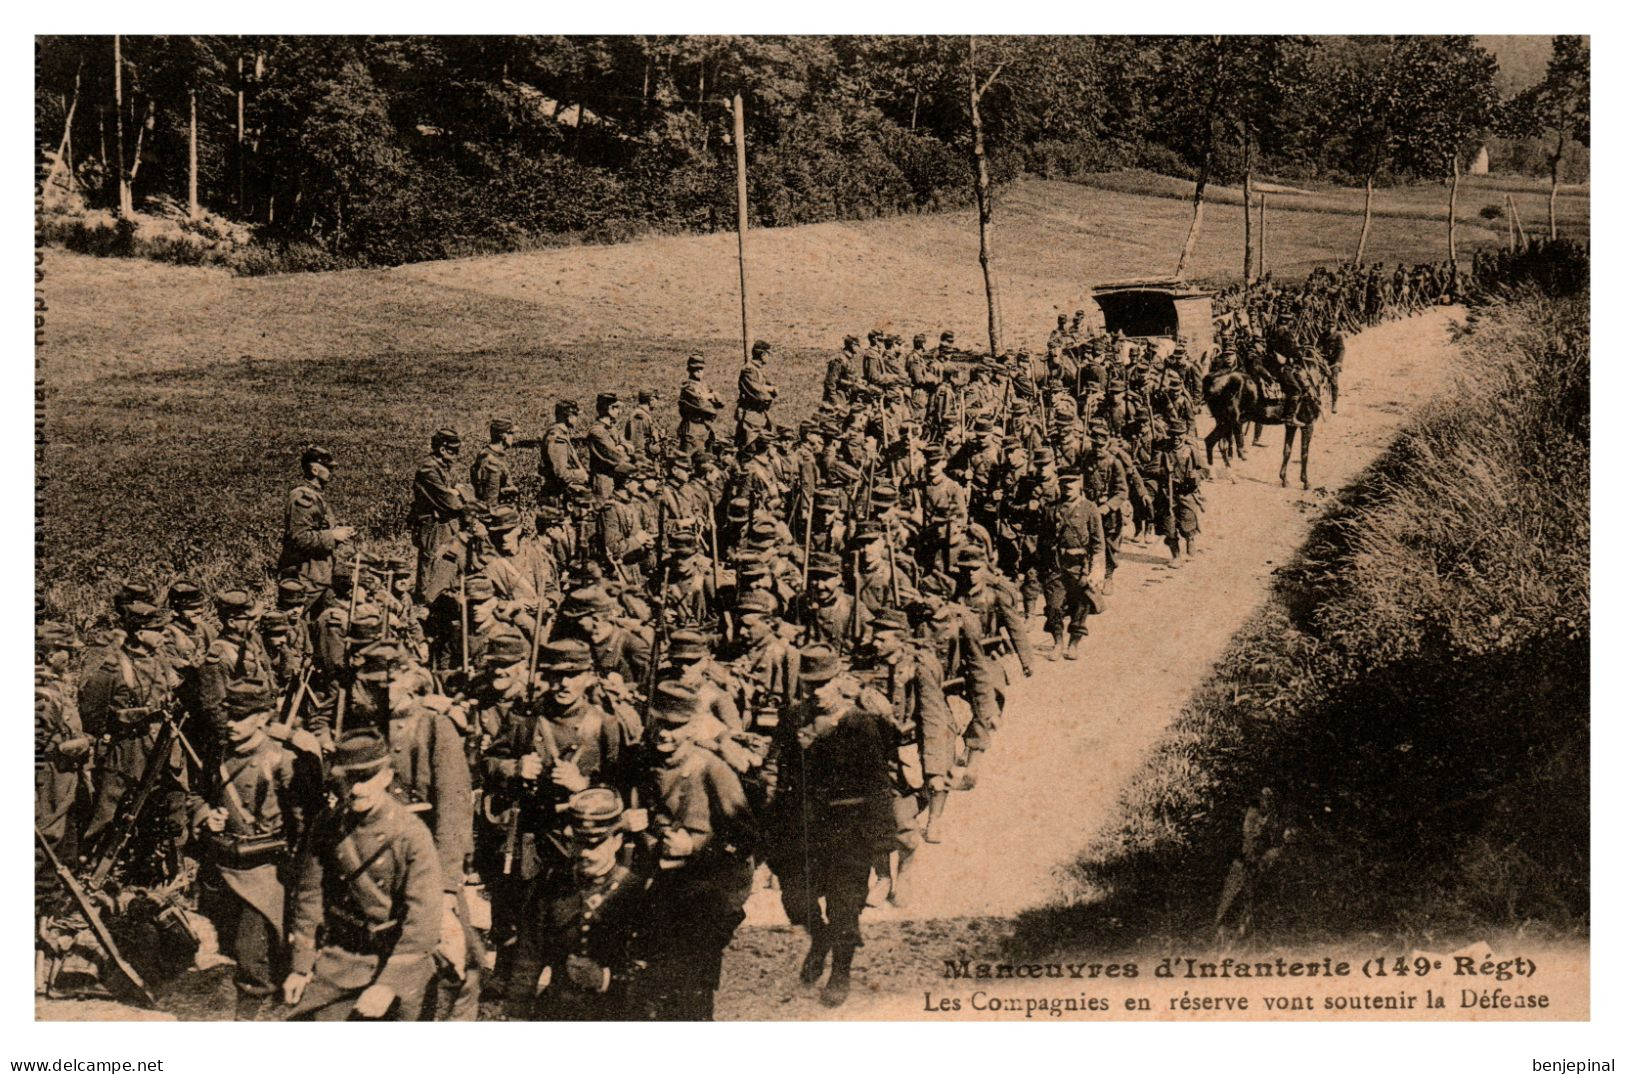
[471,417,520,507]
[676,353,723,457]
[285,729,444,1021]
[508,788,652,1021]
[587,393,636,498]
[193,680,322,1016]
[735,339,779,448]
[540,400,589,505]
[410,428,470,602]
[278,445,355,604]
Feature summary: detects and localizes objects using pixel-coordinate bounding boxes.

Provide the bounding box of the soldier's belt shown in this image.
[324,906,401,955]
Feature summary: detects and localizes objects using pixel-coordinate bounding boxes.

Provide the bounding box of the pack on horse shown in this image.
[1202,325,1326,490]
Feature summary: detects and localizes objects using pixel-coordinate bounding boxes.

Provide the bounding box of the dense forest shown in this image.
[35,35,1588,271]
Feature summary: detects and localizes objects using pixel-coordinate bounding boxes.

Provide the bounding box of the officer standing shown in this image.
[735,339,779,448]
[410,429,469,602]
[540,401,589,505]
[472,418,520,506]
[278,445,355,600]
[677,354,723,456]
[587,393,635,498]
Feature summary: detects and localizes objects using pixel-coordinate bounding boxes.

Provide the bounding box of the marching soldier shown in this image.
[193,681,322,1014]
[763,651,895,1008]
[507,788,652,1021]
[198,589,275,740]
[824,336,861,407]
[621,389,663,460]
[285,728,444,1021]
[78,601,188,870]
[278,445,355,599]
[1039,472,1104,661]
[36,622,89,910]
[1146,418,1208,566]
[635,681,756,1020]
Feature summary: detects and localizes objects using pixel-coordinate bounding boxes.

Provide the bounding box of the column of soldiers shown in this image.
[38,263,1460,1018]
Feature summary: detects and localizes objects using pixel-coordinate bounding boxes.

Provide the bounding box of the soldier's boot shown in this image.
[799,926,831,986]
[889,848,916,908]
[922,791,949,844]
[1102,572,1114,596]
[1167,543,1183,569]
[1184,537,1197,558]
[821,946,856,1008]
[867,855,895,908]
[1064,636,1083,662]
[1044,630,1064,661]
[956,750,985,791]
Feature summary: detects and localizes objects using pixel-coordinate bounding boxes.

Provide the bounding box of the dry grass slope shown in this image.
[37,176,1581,624]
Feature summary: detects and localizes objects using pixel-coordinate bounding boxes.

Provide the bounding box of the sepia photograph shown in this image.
[30,31,1590,1031]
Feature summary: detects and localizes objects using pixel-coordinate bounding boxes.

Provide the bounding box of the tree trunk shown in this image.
[1505,194,1514,249]
[969,43,1004,356]
[1242,137,1253,285]
[1258,195,1268,277]
[45,60,82,197]
[187,86,199,219]
[1355,173,1375,265]
[911,85,920,131]
[1548,130,1563,240]
[1175,145,1212,279]
[114,36,131,218]
[1446,153,1459,266]
[236,53,246,212]
[128,98,154,186]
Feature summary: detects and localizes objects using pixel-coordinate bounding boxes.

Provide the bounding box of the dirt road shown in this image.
[717,307,1461,1019]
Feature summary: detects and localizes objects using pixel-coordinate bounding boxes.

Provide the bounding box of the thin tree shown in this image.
[1174,37,1230,279]
[969,38,1006,356]
[1511,35,1589,240]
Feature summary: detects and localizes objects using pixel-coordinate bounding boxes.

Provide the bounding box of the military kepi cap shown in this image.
[331,729,391,776]
[567,788,624,840]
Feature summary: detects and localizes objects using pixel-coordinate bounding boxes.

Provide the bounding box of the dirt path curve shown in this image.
[721,307,1461,1018]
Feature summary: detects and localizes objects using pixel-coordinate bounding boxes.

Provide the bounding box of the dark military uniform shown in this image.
[410,454,466,601]
[287,794,444,1021]
[540,421,588,504]
[1040,486,1104,649]
[471,445,519,507]
[279,480,344,593]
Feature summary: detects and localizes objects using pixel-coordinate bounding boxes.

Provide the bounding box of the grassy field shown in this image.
[37,174,1583,623]
[1070,170,1591,251]
[1009,284,1589,951]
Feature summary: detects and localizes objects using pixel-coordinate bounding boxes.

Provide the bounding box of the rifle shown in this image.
[36,827,157,1009]
[503,607,557,875]
[87,712,181,891]
[459,569,471,681]
[883,518,902,608]
[334,546,364,738]
[274,661,313,730]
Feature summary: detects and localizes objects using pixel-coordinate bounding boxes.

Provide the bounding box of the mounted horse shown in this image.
[1202,342,1327,490]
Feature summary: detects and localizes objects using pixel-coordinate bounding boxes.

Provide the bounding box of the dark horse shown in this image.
[1202,366,1322,490]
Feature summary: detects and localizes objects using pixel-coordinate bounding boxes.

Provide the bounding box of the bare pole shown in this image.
[187,85,199,219]
[1258,195,1268,277]
[733,92,750,366]
[236,49,246,212]
[1242,133,1253,286]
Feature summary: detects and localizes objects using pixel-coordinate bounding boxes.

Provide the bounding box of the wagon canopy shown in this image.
[1090,278,1216,359]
